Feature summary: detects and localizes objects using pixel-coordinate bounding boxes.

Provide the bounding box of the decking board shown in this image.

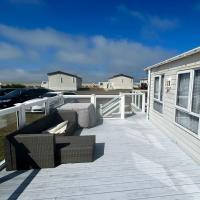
[1,113,200,200]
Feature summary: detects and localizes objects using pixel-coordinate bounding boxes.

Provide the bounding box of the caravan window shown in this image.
[153,75,164,113]
[192,70,200,114]
[175,69,200,135]
[176,72,190,109]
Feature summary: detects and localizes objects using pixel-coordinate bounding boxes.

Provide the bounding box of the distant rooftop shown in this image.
[109,73,133,79]
[47,71,82,79]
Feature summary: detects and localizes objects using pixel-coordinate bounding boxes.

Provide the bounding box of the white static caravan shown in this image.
[108,74,134,90]
[48,71,82,91]
[145,47,200,163]
[98,82,111,90]
[41,81,48,89]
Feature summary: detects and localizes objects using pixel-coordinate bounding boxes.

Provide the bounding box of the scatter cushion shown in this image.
[47,121,68,135]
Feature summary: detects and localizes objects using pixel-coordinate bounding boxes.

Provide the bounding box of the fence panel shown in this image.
[96,95,121,119]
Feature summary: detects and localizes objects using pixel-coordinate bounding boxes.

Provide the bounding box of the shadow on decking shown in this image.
[125,112,136,118]
[94,143,105,161]
[7,169,39,200]
[0,169,39,200]
[0,170,27,184]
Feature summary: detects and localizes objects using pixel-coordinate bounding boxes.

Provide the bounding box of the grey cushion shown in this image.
[57,103,96,128]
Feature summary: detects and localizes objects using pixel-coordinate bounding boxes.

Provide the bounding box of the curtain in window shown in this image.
[176,110,199,134]
[177,73,190,109]
[192,70,200,114]
[160,75,164,101]
[154,77,159,99]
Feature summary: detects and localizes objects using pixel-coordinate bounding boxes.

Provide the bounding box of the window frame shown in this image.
[175,69,200,135]
[153,74,165,113]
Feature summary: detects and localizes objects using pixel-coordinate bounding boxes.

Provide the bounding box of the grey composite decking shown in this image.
[1,113,200,199]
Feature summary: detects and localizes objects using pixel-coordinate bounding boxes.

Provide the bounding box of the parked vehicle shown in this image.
[63,91,79,103]
[0,88,50,109]
[0,88,15,96]
[63,91,77,95]
[25,92,62,112]
[41,92,62,98]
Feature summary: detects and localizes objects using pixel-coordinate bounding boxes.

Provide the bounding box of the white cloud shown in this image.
[57,36,174,73]
[117,5,145,21]
[116,4,179,31]
[0,24,90,52]
[0,68,45,83]
[0,25,70,48]
[0,24,176,82]
[0,42,23,59]
[149,16,178,30]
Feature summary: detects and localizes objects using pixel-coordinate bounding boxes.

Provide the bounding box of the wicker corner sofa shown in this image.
[4,110,96,171]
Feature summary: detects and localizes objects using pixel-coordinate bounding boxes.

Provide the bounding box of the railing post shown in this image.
[120,93,125,119]
[131,92,134,104]
[142,93,145,113]
[146,69,151,119]
[90,94,96,108]
[16,103,26,129]
[100,104,103,116]
[138,94,141,109]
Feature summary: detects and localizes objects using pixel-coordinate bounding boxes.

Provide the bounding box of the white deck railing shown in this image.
[0,92,146,129]
[0,95,64,129]
[100,96,121,117]
[132,90,147,112]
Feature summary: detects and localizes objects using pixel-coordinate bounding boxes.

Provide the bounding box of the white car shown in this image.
[25,92,62,113]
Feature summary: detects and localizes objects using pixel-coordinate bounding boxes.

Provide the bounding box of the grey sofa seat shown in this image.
[56,135,96,164]
[57,103,96,128]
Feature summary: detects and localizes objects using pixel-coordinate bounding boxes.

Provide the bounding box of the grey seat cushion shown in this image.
[57,103,96,128]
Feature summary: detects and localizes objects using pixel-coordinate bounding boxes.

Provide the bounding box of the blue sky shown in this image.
[0,0,200,83]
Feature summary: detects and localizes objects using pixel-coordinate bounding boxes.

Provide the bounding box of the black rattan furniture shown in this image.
[4,110,96,171]
[56,136,96,164]
[5,134,55,171]
[4,110,76,170]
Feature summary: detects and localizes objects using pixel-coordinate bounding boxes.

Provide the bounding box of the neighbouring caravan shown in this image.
[98,82,111,90]
[108,74,134,90]
[145,47,200,163]
[47,71,82,91]
[41,81,48,89]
